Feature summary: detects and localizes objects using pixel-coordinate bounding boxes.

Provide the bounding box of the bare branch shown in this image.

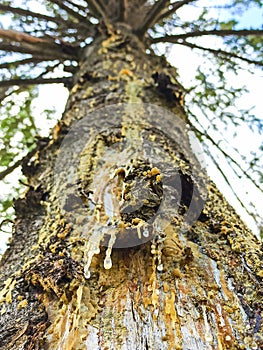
[135,0,169,35]
[64,0,88,12]
[0,40,76,60]
[0,42,50,57]
[0,57,55,69]
[176,40,263,67]
[48,0,88,23]
[152,29,263,43]
[0,158,24,182]
[203,142,252,215]
[0,86,37,105]
[0,77,71,88]
[0,3,91,36]
[189,121,263,194]
[0,29,48,44]
[0,87,15,103]
[84,0,102,18]
[86,0,112,28]
[156,0,197,23]
[0,4,66,26]
[118,0,126,22]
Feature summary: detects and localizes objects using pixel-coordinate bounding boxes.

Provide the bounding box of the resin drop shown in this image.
[104,257,112,270]
[104,229,116,271]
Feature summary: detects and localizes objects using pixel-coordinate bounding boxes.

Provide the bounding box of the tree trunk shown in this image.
[0,29,262,350]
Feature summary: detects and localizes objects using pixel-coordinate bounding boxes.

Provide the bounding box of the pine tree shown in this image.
[0,1,262,349]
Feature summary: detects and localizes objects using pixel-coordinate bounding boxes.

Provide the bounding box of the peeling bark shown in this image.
[0,30,262,350]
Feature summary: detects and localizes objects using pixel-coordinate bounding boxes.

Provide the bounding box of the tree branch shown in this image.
[48,0,88,23]
[0,77,71,88]
[0,29,49,44]
[135,0,169,36]
[84,0,101,18]
[0,158,24,181]
[202,141,252,215]
[0,87,15,103]
[0,4,66,26]
[189,118,263,194]
[64,0,88,12]
[118,0,126,22]
[0,3,94,37]
[151,29,263,43]
[86,0,112,28]
[0,42,50,56]
[156,0,197,23]
[0,41,75,60]
[176,40,263,67]
[0,57,55,69]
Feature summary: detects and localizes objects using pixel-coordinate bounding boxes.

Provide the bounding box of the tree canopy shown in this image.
[0,0,262,247]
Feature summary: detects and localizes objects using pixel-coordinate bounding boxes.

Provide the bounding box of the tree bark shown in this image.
[0,29,262,350]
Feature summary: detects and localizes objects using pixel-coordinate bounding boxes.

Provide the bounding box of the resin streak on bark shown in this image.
[0,31,262,350]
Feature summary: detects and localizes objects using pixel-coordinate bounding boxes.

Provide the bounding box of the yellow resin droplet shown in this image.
[104,229,116,270]
[84,248,95,279]
[104,258,112,270]
[83,229,105,279]
[143,227,149,237]
[157,263,163,272]
[84,268,91,279]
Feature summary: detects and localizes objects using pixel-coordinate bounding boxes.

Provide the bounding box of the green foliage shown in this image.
[219,20,238,30]
[233,0,262,7]
[0,88,34,219]
[0,88,38,163]
[0,87,44,232]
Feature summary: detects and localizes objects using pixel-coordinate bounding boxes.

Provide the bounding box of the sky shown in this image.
[0,1,262,254]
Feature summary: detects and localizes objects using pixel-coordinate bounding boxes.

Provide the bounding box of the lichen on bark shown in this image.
[0,30,262,350]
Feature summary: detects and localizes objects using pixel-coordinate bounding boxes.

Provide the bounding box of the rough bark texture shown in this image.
[0,29,262,350]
